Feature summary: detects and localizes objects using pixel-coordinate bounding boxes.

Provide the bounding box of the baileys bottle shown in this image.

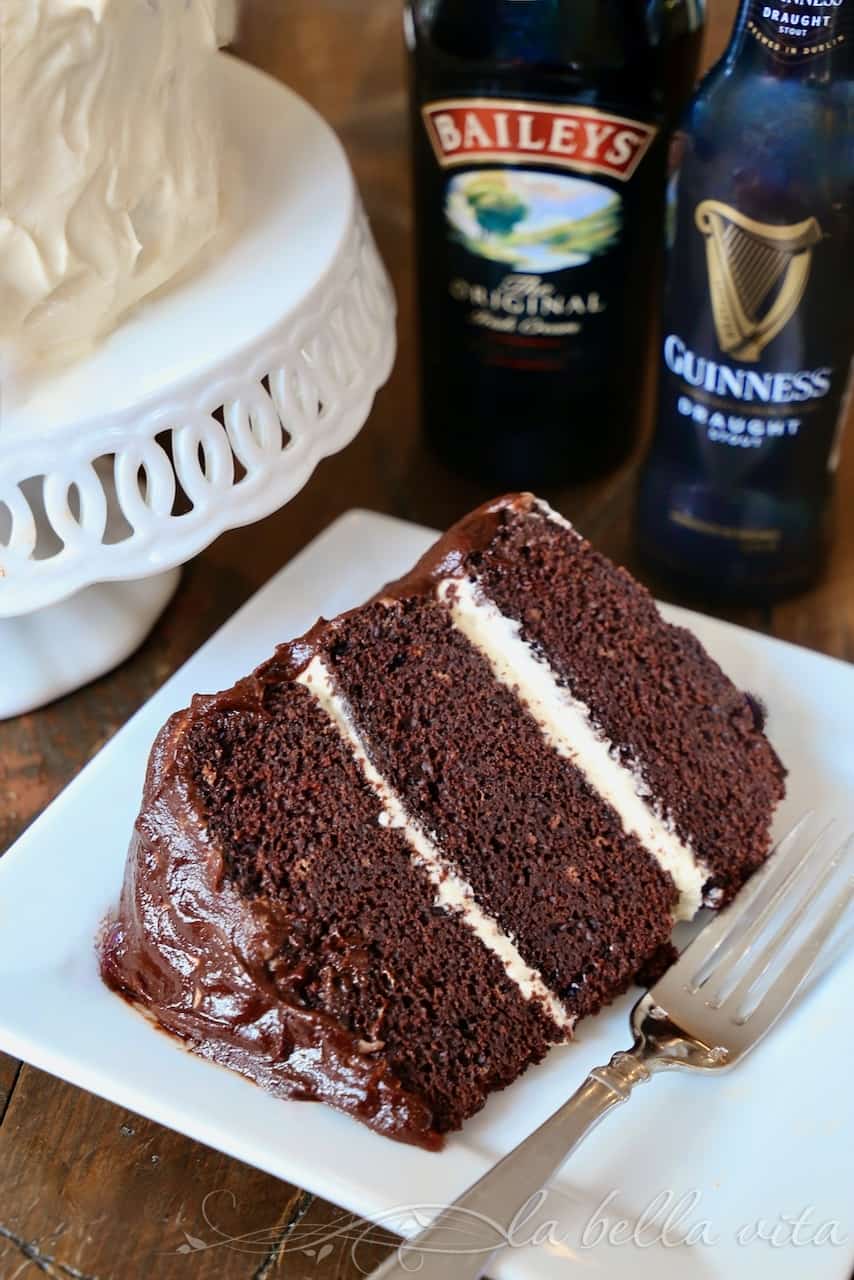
[407,0,705,489]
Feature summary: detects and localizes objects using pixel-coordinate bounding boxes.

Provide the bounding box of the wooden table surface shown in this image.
[1,2,851,1277]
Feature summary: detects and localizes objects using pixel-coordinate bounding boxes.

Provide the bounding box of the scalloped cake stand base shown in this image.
[0,570,181,720]
[0,58,395,718]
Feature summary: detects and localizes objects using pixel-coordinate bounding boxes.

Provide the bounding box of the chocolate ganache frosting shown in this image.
[100,691,442,1148]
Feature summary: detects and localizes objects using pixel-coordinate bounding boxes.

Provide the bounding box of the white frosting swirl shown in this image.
[0,0,225,373]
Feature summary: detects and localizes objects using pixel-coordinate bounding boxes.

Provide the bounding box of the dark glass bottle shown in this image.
[407,0,705,489]
[637,0,854,601]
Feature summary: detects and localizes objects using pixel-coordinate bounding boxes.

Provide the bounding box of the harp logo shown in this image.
[695,200,822,362]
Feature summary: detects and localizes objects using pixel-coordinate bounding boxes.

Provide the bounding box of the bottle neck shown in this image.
[419,0,653,70]
[723,0,852,80]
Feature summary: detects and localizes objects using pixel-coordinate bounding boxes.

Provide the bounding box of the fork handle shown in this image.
[369,1048,652,1280]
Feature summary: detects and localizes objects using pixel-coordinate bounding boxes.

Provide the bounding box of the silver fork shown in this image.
[369,815,854,1280]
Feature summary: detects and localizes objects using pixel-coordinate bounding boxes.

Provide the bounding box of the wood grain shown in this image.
[0,1054,21,1124]
[0,1,850,1277]
[0,1064,395,1280]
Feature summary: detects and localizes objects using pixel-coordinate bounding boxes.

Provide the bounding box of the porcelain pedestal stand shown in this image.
[0,58,396,719]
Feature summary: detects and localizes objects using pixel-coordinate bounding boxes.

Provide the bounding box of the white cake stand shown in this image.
[0,57,396,720]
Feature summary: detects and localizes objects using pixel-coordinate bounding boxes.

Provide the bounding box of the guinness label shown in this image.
[746,0,850,61]
[695,200,822,361]
[422,99,657,182]
[659,197,840,455]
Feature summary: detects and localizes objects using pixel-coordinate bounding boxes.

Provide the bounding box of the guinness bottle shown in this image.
[407,0,704,489]
[637,0,854,600]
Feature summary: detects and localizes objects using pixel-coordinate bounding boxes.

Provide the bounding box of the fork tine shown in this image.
[690,814,827,992]
[711,829,850,1008]
[685,812,815,992]
[732,851,854,1027]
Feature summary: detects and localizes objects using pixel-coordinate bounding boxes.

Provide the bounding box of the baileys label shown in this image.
[422,98,657,182]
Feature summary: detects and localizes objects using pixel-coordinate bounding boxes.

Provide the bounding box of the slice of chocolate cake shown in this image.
[101,494,785,1148]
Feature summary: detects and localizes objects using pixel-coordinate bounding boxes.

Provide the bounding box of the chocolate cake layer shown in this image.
[102,679,558,1145]
[466,504,787,903]
[327,599,679,1020]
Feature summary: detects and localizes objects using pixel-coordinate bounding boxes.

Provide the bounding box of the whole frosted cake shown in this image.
[101,495,786,1148]
[0,0,225,371]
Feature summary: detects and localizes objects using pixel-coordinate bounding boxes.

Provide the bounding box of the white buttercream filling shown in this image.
[532,495,576,532]
[439,576,707,921]
[297,656,573,1036]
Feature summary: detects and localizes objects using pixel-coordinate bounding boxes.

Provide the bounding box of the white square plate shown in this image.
[1,510,853,1280]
